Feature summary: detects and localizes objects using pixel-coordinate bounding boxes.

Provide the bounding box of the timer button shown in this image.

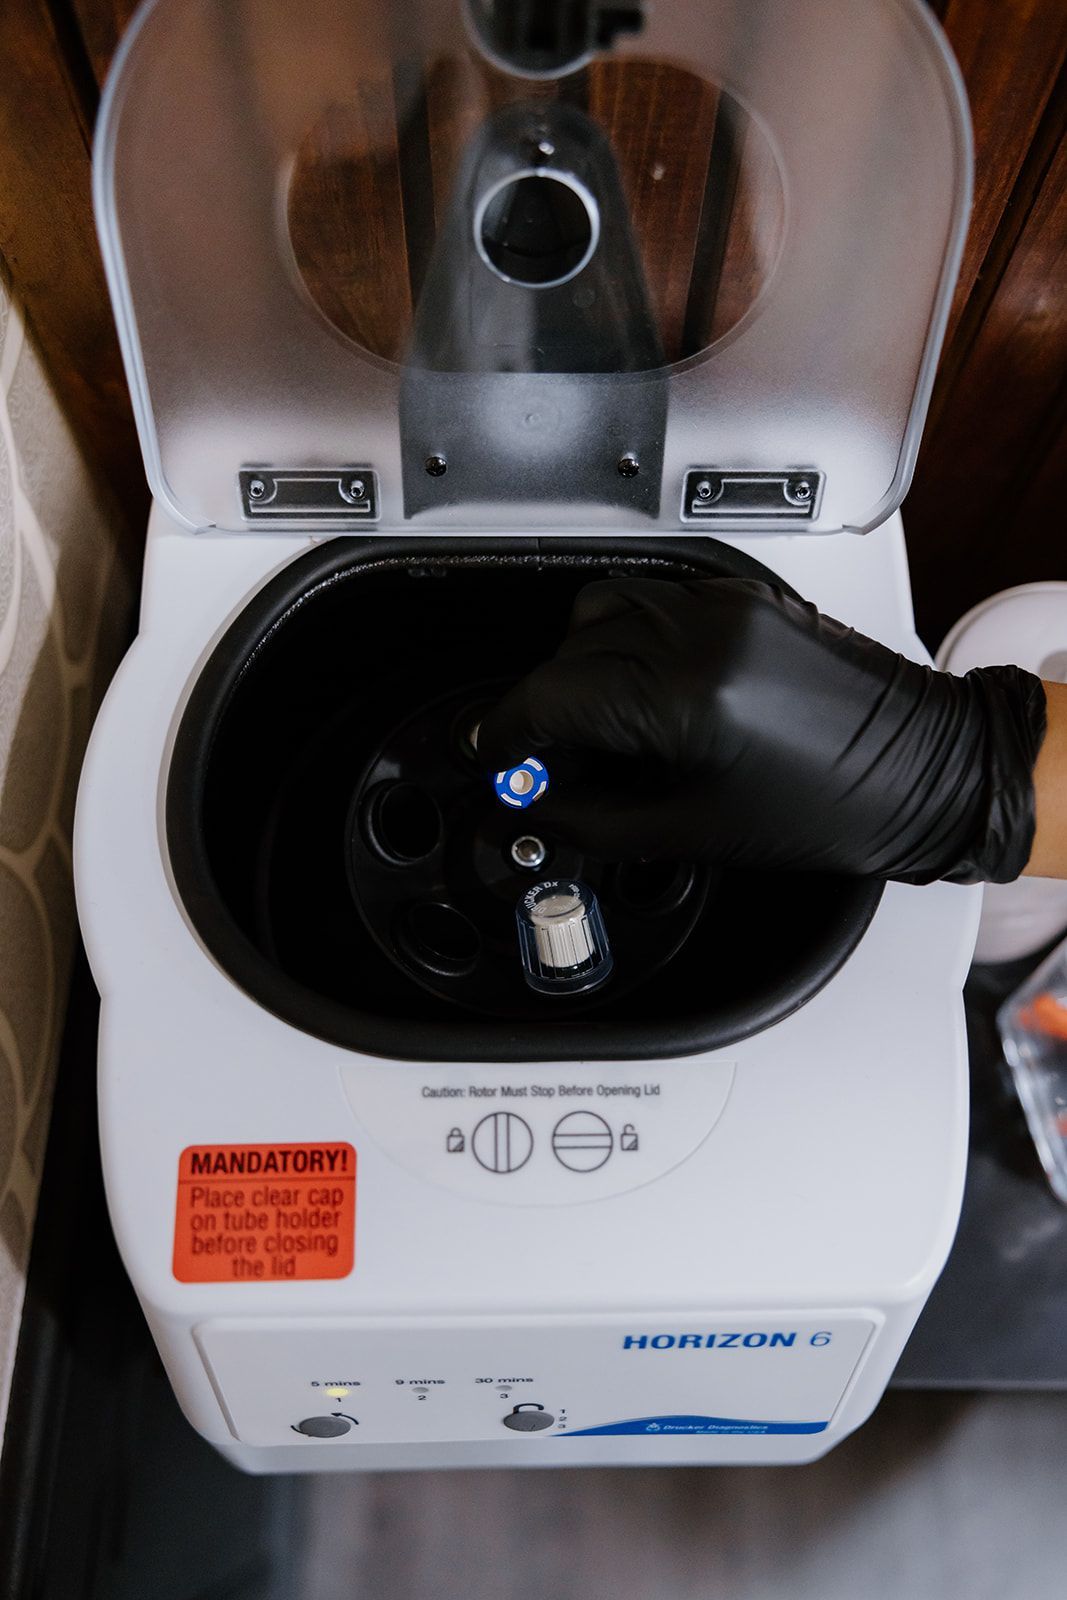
[292,1415,352,1438]
[502,1403,554,1432]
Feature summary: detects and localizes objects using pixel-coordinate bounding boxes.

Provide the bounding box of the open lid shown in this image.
[95,0,972,535]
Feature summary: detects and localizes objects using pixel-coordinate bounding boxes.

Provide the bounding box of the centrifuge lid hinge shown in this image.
[238,468,379,525]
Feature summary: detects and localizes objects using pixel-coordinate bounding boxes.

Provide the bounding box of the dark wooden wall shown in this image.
[1,0,1063,647]
[909,0,1067,644]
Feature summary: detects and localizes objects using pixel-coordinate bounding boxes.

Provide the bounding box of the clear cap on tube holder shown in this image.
[517,879,613,996]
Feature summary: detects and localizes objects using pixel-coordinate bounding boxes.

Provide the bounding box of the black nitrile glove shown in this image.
[478,578,1048,883]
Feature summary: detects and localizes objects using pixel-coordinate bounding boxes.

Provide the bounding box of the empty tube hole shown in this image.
[613,860,695,917]
[364,782,443,865]
[399,902,482,978]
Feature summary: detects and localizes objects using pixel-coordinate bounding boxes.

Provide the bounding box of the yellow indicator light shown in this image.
[324,1386,350,1399]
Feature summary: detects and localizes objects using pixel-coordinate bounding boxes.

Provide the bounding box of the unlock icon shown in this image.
[621,1123,639,1152]
[447,1127,465,1154]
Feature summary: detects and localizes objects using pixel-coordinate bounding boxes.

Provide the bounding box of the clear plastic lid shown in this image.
[95,0,971,535]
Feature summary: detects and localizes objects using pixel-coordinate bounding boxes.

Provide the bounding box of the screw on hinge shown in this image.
[348,478,366,500]
[248,478,267,501]
[617,452,640,478]
[425,454,448,477]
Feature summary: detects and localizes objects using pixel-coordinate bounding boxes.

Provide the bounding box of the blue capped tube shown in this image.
[493,757,549,810]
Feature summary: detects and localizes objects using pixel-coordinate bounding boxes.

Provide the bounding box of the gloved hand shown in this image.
[477,577,1047,883]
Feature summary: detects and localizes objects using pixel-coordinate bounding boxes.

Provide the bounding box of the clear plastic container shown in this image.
[998,938,1067,1205]
[517,879,613,996]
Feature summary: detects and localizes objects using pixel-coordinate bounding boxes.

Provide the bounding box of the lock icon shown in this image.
[446,1127,465,1153]
[621,1123,639,1152]
[502,1401,555,1432]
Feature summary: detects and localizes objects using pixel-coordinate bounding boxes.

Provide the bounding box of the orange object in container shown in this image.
[1000,942,1067,1205]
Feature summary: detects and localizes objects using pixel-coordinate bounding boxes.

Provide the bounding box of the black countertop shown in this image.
[896,951,1067,1388]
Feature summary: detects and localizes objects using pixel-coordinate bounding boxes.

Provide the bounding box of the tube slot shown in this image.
[399,901,483,978]
[613,860,696,918]
[364,782,443,866]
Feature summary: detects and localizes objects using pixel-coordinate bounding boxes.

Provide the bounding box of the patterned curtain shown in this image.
[0,272,131,1425]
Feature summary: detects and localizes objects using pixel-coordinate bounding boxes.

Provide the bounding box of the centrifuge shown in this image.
[75,0,979,1470]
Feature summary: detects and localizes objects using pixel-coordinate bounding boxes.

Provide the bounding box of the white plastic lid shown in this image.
[938,584,1067,683]
[95,0,971,535]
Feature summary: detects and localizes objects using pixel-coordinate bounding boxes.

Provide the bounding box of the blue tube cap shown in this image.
[494,758,549,810]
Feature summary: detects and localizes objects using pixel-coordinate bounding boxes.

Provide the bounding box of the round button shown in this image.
[472,1112,534,1174]
[293,1415,352,1438]
[552,1110,613,1172]
[503,1405,555,1432]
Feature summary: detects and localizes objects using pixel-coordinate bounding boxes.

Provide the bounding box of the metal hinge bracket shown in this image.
[239,468,379,524]
[681,469,823,521]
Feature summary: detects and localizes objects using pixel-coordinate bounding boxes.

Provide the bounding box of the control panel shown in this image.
[196,1315,876,1448]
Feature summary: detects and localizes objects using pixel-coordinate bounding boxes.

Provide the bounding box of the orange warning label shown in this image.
[173,1143,356,1283]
